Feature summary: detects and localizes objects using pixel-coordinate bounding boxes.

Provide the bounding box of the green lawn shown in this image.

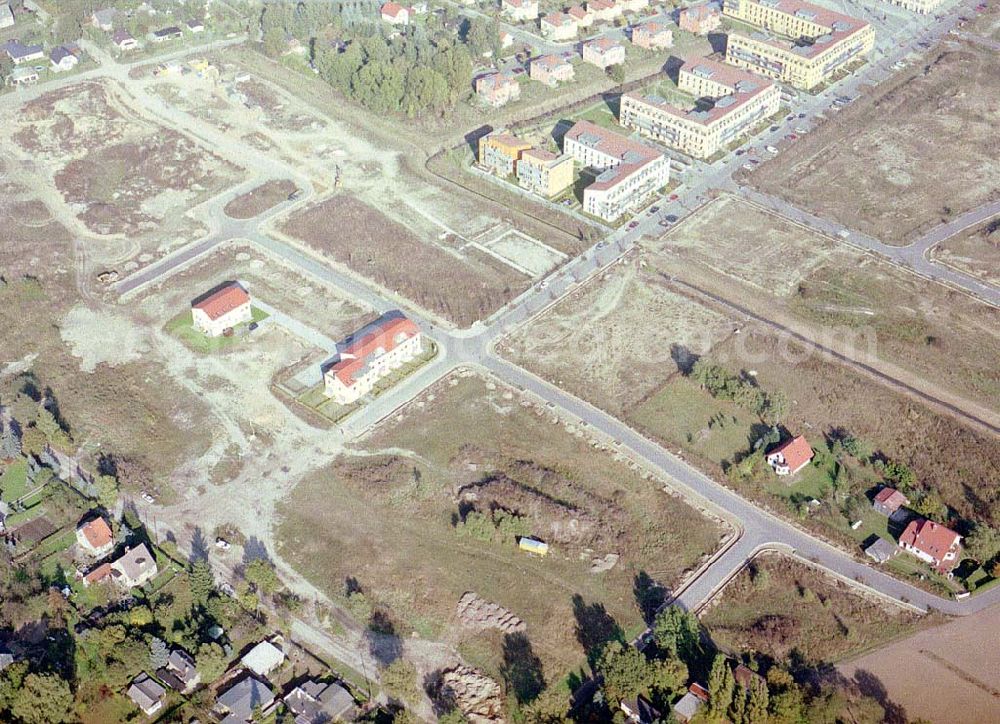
[165,306,269,353]
[0,459,29,502]
[31,528,77,559]
[629,377,756,466]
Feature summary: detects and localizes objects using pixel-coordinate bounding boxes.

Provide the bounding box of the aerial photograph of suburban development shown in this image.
[0,0,996,721]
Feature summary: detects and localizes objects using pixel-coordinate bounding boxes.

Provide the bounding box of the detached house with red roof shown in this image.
[324,315,422,405]
[191,282,252,337]
[765,435,814,476]
[582,37,626,69]
[76,516,114,558]
[502,0,539,22]
[899,519,962,574]
[872,487,910,517]
[380,2,410,25]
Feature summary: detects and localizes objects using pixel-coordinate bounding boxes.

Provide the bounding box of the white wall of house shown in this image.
[324,333,422,405]
[192,301,252,337]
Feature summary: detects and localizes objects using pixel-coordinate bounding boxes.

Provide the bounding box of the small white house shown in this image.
[0,4,14,30]
[241,640,285,677]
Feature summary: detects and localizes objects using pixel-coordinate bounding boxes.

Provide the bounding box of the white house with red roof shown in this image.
[898,519,962,574]
[766,435,814,476]
[191,282,252,337]
[502,0,539,21]
[540,12,578,41]
[582,37,625,69]
[324,315,422,405]
[76,516,114,557]
[380,2,410,25]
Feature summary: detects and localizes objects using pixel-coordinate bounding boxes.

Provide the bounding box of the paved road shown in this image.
[96,0,1000,669]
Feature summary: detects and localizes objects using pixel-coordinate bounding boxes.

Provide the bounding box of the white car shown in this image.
[215,538,232,551]
[765,145,779,154]
[140,492,155,503]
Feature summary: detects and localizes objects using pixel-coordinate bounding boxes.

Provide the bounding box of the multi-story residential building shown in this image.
[631,20,673,50]
[567,4,595,28]
[530,53,576,86]
[540,12,579,40]
[324,316,423,404]
[619,0,650,12]
[563,121,670,221]
[191,282,252,337]
[722,0,875,89]
[583,37,626,68]
[678,3,721,34]
[478,131,532,176]
[587,0,622,22]
[879,0,942,13]
[502,0,539,21]
[516,149,575,197]
[475,71,521,106]
[620,56,781,158]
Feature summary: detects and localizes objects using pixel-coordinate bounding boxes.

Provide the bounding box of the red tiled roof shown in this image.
[79,517,113,549]
[564,120,663,192]
[192,283,250,321]
[534,54,570,70]
[900,519,961,562]
[84,562,113,585]
[771,435,813,471]
[689,683,710,702]
[587,36,622,52]
[381,2,406,17]
[329,317,420,387]
[874,487,909,509]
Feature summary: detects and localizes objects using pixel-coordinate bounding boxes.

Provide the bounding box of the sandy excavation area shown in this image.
[839,605,1000,724]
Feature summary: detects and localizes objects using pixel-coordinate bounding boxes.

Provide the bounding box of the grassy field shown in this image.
[223,179,297,219]
[702,553,927,663]
[650,194,1000,414]
[748,40,1000,245]
[0,459,29,503]
[278,373,724,686]
[164,306,269,353]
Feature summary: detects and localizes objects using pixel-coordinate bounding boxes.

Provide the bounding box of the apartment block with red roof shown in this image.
[530,54,575,86]
[898,519,962,574]
[502,0,539,21]
[678,3,721,34]
[475,71,521,107]
[540,12,579,40]
[323,315,422,405]
[631,20,673,50]
[582,37,626,69]
[765,434,814,476]
[567,5,594,28]
[191,282,252,337]
[563,120,670,221]
[587,0,622,22]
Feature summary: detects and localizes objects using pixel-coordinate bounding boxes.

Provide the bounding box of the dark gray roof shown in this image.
[218,675,275,719]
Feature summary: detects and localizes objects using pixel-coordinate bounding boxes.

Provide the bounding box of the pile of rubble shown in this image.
[436,665,505,724]
[456,592,525,633]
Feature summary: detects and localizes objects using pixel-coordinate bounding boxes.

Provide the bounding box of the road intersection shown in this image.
[12,0,992,675]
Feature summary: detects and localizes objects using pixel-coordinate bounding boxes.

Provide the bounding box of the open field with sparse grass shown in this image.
[929,216,1000,286]
[501,260,735,414]
[649,195,1000,417]
[748,40,1000,245]
[277,373,725,685]
[280,194,533,327]
[224,179,298,219]
[839,603,1000,724]
[702,553,928,663]
[3,80,241,239]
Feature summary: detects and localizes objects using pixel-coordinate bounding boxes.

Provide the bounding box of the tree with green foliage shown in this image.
[10,673,73,724]
[196,642,228,682]
[882,460,916,490]
[245,558,280,595]
[522,685,571,723]
[911,490,947,522]
[437,709,469,724]
[746,676,769,723]
[597,641,687,708]
[609,63,626,84]
[150,636,169,669]
[708,654,735,716]
[190,559,215,606]
[966,524,1000,563]
[95,474,119,511]
[381,658,419,705]
[652,606,701,662]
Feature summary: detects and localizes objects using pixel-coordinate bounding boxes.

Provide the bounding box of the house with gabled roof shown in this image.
[873,487,909,517]
[113,29,139,51]
[323,314,422,405]
[217,674,275,722]
[530,53,575,86]
[380,2,410,25]
[91,8,118,32]
[540,12,578,41]
[582,37,625,69]
[76,515,114,557]
[110,543,158,588]
[766,435,814,476]
[4,40,44,65]
[0,4,14,30]
[284,679,356,723]
[502,0,539,21]
[899,519,962,574]
[191,282,252,337]
[127,673,166,716]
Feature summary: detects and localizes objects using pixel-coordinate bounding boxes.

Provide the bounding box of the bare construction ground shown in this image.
[3,81,240,239]
[839,604,1000,724]
[702,553,926,663]
[930,216,1000,287]
[749,40,1000,244]
[280,194,533,327]
[501,260,735,415]
[224,179,298,220]
[277,373,725,684]
[650,195,1000,418]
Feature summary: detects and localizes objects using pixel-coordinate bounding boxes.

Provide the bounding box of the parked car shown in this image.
[628,220,639,230]
[215,538,232,551]
[765,145,779,154]
[648,206,659,214]
[664,214,678,223]
[668,193,679,201]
